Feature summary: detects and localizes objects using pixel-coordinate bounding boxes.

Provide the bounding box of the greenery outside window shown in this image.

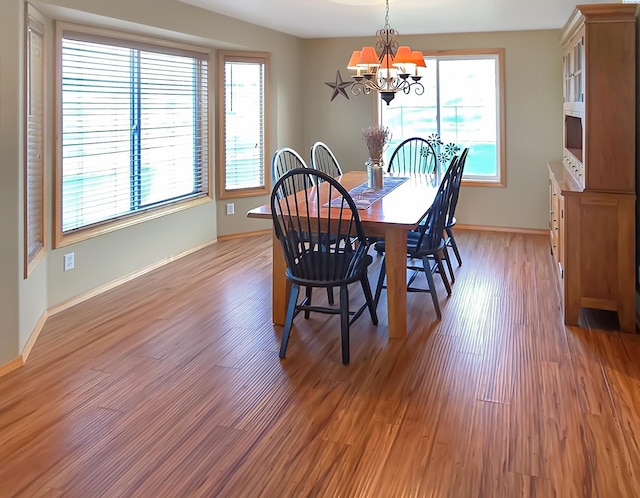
[218,51,269,199]
[55,24,211,247]
[379,49,505,186]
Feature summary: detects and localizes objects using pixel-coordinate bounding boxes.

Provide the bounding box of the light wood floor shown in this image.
[1,231,640,497]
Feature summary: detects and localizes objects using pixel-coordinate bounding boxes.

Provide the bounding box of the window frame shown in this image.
[53,22,213,248]
[24,4,46,277]
[378,48,506,187]
[217,51,270,200]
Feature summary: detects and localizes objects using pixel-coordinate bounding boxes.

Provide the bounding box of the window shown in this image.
[218,51,269,199]
[25,5,46,277]
[55,24,211,246]
[379,49,505,186]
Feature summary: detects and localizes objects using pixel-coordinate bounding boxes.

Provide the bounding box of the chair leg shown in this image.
[339,285,350,365]
[434,254,452,296]
[361,272,378,325]
[446,227,462,266]
[304,286,313,319]
[280,284,300,359]
[374,257,386,308]
[442,244,455,284]
[327,287,334,306]
[422,257,441,319]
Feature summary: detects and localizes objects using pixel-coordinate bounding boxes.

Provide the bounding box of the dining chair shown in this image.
[444,147,470,270]
[373,163,454,319]
[310,141,343,180]
[271,168,378,365]
[271,147,337,305]
[272,147,310,195]
[439,154,463,283]
[387,137,437,175]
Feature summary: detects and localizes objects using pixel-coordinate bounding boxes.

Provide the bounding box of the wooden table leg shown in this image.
[272,231,289,325]
[384,227,407,339]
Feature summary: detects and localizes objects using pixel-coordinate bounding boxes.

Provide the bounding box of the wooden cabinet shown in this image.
[549,174,564,281]
[562,34,584,112]
[550,4,637,333]
[561,4,636,193]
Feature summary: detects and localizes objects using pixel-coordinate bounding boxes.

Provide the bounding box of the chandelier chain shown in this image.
[384,0,390,29]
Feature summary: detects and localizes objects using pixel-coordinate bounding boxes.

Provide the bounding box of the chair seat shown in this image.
[373,232,443,256]
[286,251,372,285]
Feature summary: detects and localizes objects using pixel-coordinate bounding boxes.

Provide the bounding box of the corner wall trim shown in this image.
[48,239,217,317]
[22,311,48,363]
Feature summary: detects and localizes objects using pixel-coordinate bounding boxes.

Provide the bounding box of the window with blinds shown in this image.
[218,52,269,199]
[56,26,210,243]
[25,7,46,277]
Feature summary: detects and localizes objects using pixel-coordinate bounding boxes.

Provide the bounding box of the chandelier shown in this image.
[346,0,426,105]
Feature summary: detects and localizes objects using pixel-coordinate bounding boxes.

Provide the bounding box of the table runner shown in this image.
[327,176,409,210]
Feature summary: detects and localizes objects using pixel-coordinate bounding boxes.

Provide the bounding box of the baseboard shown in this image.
[218,229,271,241]
[455,224,548,236]
[0,357,24,378]
[0,310,47,379]
[1,241,218,378]
[22,310,48,363]
[49,239,217,316]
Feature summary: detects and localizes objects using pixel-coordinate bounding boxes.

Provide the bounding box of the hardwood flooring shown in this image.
[1,231,640,497]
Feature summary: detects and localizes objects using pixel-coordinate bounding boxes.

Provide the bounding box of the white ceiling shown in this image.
[177,0,635,39]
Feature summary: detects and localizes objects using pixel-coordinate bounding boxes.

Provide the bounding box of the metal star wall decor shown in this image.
[325,70,353,101]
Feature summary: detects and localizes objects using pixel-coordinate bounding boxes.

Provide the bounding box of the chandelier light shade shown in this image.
[347,0,425,105]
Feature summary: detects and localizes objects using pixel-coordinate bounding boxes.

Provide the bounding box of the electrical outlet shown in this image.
[226,203,235,215]
[63,252,75,272]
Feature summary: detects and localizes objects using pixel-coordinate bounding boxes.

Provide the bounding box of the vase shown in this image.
[366,158,384,190]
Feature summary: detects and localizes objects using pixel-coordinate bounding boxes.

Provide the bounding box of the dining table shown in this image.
[247,170,439,339]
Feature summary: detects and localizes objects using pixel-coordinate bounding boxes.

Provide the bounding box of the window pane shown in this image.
[380,61,437,166]
[439,58,497,178]
[224,60,265,191]
[380,52,502,183]
[25,10,45,273]
[61,41,132,231]
[60,34,208,233]
[139,52,199,205]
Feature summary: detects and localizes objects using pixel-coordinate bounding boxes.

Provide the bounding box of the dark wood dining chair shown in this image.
[387,137,437,175]
[272,147,337,305]
[271,168,378,365]
[310,141,343,180]
[272,147,310,195]
[373,163,454,319]
[444,147,470,270]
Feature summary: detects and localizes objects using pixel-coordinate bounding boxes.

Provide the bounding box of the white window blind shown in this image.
[60,31,209,233]
[220,53,268,197]
[25,10,45,275]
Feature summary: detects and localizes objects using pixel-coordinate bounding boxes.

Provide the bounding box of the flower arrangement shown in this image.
[362,125,391,161]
